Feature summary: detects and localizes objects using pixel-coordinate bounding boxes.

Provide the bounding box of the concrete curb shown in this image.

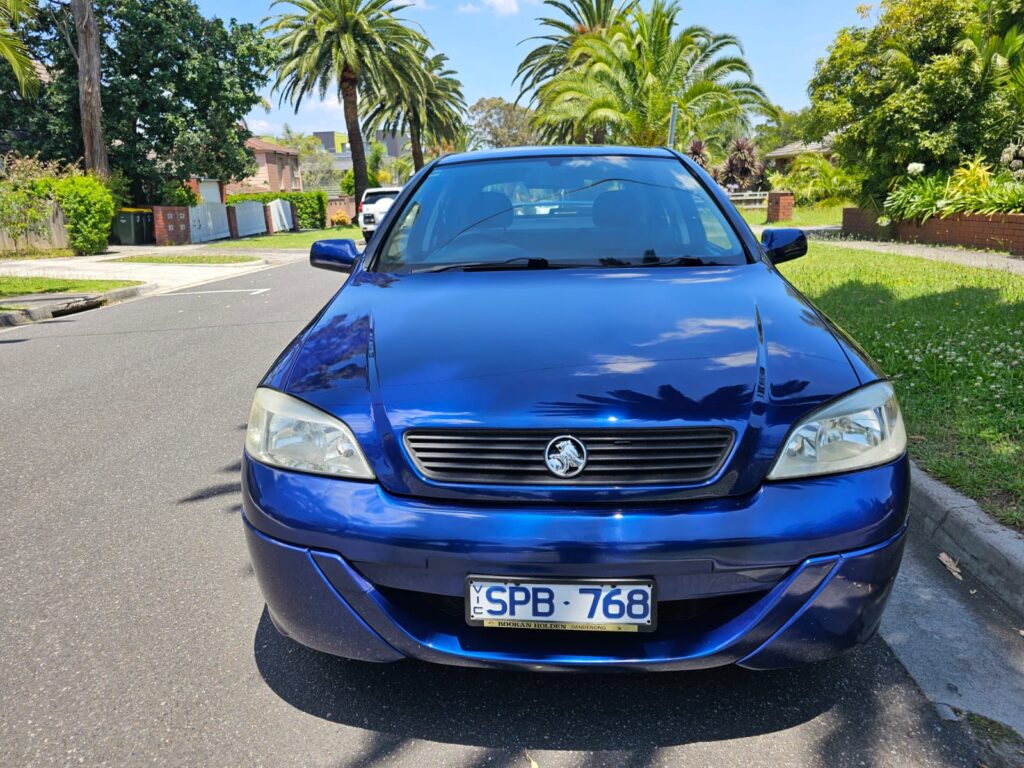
[0,284,147,328]
[910,462,1024,618]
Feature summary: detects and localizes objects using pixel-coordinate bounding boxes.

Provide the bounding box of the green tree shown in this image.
[0,0,37,96]
[467,97,539,148]
[754,107,814,156]
[533,0,772,147]
[808,0,1017,204]
[514,0,634,111]
[266,123,342,191]
[268,0,427,206]
[0,0,274,202]
[361,46,465,171]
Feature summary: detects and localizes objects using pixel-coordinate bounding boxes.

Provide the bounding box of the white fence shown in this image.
[266,199,291,233]
[727,191,769,208]
[189,202,231,243]
[233,200,267,238]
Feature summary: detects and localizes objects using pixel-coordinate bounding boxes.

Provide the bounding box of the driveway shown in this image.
[0,261,1016,767]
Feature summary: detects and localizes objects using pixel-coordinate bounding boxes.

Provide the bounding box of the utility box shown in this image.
[112,208,155,245]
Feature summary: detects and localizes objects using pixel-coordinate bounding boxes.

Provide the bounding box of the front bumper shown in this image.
[242,454,909,671]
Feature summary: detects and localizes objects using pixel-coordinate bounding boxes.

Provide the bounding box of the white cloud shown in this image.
[247,118,279,136]
[482,0,518,15]
[456,2,480,11]
[405,0,435,9]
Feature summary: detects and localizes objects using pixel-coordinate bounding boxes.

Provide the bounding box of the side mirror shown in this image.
[310,239,360,272]
[761,228,807,264]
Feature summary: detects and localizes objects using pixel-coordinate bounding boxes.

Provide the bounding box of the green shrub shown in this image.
[104,170,133,208]
[159,180,199,207]
[0,182,52,251]
[884,174,950,223]
[225,190,327,229]
[884,159,1024,222]
[54,175,116,255]
[340,169,384,198]
[769,153,862,206]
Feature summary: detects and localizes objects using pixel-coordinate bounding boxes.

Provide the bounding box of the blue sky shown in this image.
[197,0,866,137]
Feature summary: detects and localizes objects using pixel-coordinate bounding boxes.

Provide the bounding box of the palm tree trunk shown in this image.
[340,69,369,204]
[71,0,108,177]
[409,113,425,171]
[592,127,606,144]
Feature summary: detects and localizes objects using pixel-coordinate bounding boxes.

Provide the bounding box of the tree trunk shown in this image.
[340,70,369,205]
[71,0,108,177]
[409,113,425,171]
[592,126,607,144]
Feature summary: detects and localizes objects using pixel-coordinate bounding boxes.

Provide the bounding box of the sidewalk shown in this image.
[815,236,1024,275]
[0,242,307,295]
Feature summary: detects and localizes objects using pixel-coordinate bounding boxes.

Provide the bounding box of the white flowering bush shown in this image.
[906,162,926,176]
[1000,141,1024,181]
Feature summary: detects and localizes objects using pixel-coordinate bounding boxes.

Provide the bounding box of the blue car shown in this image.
[242,146,909,671]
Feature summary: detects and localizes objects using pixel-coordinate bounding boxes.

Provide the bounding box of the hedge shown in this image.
[226,190,327,229]
[54,176,116,255]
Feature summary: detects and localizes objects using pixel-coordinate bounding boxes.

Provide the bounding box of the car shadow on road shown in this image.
[254,608,847,751]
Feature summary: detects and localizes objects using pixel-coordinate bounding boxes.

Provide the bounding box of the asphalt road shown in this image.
[0,260,1003,767]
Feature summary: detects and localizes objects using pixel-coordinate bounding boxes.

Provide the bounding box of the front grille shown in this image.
[403,428,734,486]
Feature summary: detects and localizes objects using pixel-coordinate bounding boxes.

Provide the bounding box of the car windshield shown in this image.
[373,155,747,273]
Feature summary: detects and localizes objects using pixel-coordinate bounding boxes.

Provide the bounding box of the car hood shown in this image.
[275,264,872,502]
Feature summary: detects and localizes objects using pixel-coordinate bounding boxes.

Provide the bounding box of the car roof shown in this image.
[435,145,676,166]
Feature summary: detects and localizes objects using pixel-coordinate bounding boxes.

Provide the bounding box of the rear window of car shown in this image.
[372,155,747,273]
[363,191,397,206]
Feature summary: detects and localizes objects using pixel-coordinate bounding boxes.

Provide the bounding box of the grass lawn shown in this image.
[107,254,261,264]
[0,276,141,311]
[214,227,363,250]
[739,204,847,229]
[781,243,1024,528]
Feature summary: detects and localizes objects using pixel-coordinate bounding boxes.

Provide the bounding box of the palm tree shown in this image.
[1,0,37,96]
[533,1,772,148]
[515,0,634,141]
[268,0,427,205]
[361,46,465,171]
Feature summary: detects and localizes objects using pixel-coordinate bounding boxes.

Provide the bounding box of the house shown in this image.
[312,129,409,173]
[314,131,353,172]
[224,137,302,195]
[763,139,834,173]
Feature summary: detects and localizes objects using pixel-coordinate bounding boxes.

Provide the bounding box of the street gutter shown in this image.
[0,285,148,327]
[910,462,1024,619]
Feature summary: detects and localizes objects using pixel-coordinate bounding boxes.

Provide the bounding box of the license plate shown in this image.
[465,577,656,632]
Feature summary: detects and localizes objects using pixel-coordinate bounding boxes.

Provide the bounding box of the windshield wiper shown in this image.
[412,257,552,273]
[644,255,723,267]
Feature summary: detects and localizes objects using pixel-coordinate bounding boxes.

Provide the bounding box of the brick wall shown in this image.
[767,191,794,223]
[842,207,889,239]
[842,208,1024,254]
[153,206,191,245]
[327,196,356,223]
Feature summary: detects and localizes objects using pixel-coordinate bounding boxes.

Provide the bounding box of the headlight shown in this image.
[245,388,374,479]
[767,381,906,480]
